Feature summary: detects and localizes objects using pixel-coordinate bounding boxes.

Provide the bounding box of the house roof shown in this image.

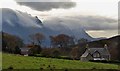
[20,48,30,51]
[81,47,110,57]
[81,50,89,57]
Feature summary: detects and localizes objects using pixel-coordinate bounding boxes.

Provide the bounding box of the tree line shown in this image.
[2,32,120,61]
[2,32,88,60]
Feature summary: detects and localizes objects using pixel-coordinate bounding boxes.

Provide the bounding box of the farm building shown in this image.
[20,47,30,56]
[81,44,111,61]
[20,44,41,56]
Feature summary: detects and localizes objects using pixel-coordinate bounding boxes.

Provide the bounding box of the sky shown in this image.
[0,0,119,38]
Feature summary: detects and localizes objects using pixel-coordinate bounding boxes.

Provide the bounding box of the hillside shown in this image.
[2,53,118,69]
[1,8,94,46]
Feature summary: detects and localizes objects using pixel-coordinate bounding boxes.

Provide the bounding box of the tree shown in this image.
[70,47,79,60]
[29,33,45,46]
[50,34,74,48]
[14,46,21,54]
[2,32,24,53]
[28,45,42,55]
[35,45,42,54]
[41,48,52,57]
[52,49,60,57]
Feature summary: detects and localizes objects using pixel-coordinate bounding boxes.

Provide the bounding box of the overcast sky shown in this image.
[0,0,119,38]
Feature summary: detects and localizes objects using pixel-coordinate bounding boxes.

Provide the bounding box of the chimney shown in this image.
[86,44,89,49]
[104,44,108,50]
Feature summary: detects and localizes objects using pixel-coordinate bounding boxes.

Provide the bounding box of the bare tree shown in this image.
[50,34,74,48]
[70,47,79,60]
[29,33,45,46]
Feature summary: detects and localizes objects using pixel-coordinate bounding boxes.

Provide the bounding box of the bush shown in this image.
[41,48,52,57]
[14,46,21,54]
[28,45,42,56]
[52,49,60,58]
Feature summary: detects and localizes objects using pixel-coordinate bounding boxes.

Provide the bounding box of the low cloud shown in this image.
[43,15,118,31]
[15,0,76,11]
[72,16,117,30]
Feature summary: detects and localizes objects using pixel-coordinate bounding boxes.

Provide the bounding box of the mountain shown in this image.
[1,8,94,46]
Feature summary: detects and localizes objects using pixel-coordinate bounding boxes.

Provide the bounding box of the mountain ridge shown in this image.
[1,8,99,46]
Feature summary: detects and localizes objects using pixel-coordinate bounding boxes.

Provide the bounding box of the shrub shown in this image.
[52,49,60,58]
[14,46,21,54]
[41,48,52,57]
[28,45,42,56]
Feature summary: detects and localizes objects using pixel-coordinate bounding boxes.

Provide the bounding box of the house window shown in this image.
[93,52,100,58]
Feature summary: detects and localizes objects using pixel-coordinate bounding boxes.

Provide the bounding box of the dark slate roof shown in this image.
[20,48,30,51]
[81,47,110,57]
[81,50,89,57]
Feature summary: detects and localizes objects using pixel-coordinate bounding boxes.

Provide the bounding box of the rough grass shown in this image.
[0,52,2,70]
[2,53,119,69]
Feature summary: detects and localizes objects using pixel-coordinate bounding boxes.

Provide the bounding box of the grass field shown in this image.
[2,53,119,69]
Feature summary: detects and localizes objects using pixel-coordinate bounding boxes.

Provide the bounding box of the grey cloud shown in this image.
[16,0,76,11]
[43,16,117,31]
[73,16,117,30]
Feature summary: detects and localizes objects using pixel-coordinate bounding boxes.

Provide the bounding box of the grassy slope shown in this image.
[2,53,119,69]
[0,52,2,70]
